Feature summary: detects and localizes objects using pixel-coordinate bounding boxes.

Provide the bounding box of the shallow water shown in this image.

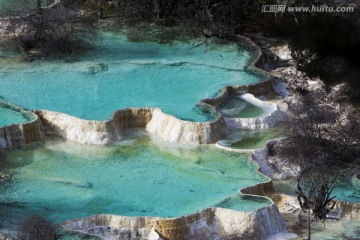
[0,31,264,122]
[332,175,360,203]
[3,134,270,225]
[0,106,30,127]
[218,128,283,150]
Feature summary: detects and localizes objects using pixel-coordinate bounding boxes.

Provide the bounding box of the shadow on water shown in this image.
[5,142,40,168]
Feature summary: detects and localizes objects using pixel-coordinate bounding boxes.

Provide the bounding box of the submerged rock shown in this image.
[54,179,93,188]
[87,63,109,74]
[148,228,163,240]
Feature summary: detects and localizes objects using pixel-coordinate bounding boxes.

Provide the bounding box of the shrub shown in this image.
[19,215,58,240]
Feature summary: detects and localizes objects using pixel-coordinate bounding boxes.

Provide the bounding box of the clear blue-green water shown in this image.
[274,177,360,204]
[0,106,30,127]
[218,128,284,150]
[332,176,360,203]
[0,32,263,122]
[3,134,270,224]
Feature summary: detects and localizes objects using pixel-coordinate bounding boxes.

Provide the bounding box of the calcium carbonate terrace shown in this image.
[1,24,359,240]
[0,29,278,228]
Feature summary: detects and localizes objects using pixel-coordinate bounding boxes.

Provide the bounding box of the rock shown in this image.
[148,227,163,240]
[269,45,293,62]
[280,171,293,180]
[87,63,109,74]
[351,173,360,191]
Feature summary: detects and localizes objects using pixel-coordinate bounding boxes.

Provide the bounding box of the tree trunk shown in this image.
[36,0,42,14]
[308,211,311,240]
[98,6,104,19]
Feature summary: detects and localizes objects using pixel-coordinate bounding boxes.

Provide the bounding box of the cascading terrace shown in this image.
[0,27,289,240]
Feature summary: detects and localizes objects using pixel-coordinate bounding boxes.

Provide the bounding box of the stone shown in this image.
[351,173,360,191]
[280,171,293,180]
[87,63,109,74]
[148,227,163,240]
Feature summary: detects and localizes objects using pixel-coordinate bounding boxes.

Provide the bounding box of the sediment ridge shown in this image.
[33,107,227,145]
[0,84,280,147]
[32,86,280,146]
[62,204,286,240]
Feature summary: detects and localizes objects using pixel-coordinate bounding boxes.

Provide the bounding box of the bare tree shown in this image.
[295,169,337,240]
[83,0,246,35]
[279,93,360,169]
[277,92,360,239]
[19,214,58,240]
[1,0,96,57]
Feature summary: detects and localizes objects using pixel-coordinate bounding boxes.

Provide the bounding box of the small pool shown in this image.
[3,134,271,224]
[0,104,32,127]
[219,94,278,120]
[220,96,264,118]
[0,106,29,127]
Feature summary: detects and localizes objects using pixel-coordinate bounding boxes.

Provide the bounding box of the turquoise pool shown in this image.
[0,31,264,122]
[0,106,30,127]
[0,26,273,233]
[3,134,270,224]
